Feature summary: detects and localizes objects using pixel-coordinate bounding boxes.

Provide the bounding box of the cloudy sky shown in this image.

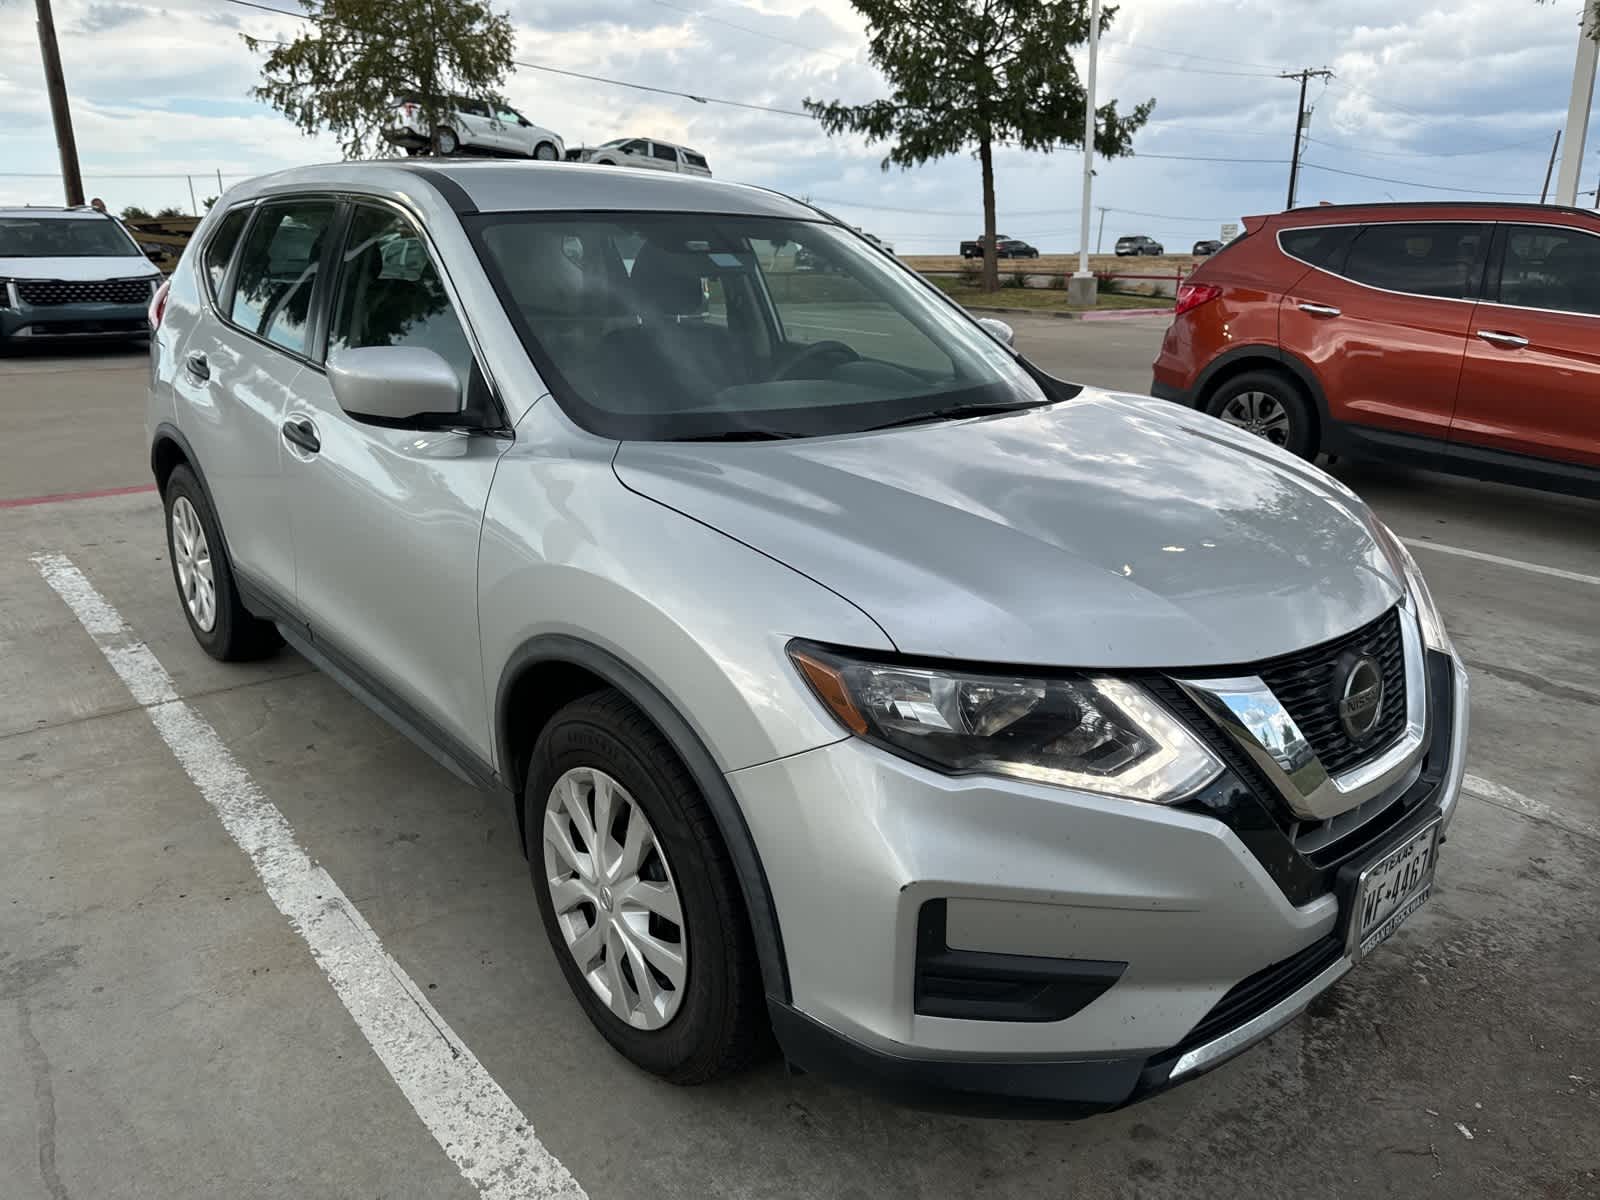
[1,0,1595,252]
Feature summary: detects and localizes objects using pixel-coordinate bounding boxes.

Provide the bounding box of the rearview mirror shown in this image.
[977,317,1015,347]
[327,346,463,423]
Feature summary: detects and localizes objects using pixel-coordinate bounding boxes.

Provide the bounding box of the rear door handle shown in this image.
[184,351,210,381]
[281,417,321,455]
[1297,302,1341,317]
[1476,329,1529,349]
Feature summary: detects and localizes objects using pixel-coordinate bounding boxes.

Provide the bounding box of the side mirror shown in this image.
[977,317,1015,347]
[327,346,463,423]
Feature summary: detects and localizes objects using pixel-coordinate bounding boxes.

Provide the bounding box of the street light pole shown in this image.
[1069,0,1101,307]
[1555,13,1598,207]
[34,0,85,207]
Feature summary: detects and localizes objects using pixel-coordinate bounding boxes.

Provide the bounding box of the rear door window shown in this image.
[1340,222,1490,300]
[1494,224,1600,316]
[228,200,338,356]
[1279,225,1356,272]
[203,206,251,307]
[650,142,679,163]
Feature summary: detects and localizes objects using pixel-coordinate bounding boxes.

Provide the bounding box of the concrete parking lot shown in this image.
[3,319,1597,1200]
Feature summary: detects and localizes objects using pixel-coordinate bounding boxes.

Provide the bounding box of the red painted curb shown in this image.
[0,483,158,510]
[1076,307,1176,321]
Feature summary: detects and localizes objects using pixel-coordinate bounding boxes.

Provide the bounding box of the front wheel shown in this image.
[533,141,559,161]
[1205,370,1318,459]
[527,690,767,1083]
[434,125,459,155]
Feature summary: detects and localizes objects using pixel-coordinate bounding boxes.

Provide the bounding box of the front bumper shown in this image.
[1,300,149,341]
[731,651,1467,1114]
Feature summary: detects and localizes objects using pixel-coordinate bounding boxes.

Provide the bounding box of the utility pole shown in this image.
[1556,12,1598,206]
[1281,67,1332,210]
[1095,206,1108,254]
[35,0,84,207]
[1540,130,1562,203]
[1069,0,1102,307]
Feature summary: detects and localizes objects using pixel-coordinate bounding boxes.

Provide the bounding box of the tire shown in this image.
[434,125,459,155]
[162,465,281,661]
[526,690,767,1084]
[533,141,559,161]
[1204,369,1318,459]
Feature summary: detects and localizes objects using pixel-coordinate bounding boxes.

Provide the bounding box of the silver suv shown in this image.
[146,161,1468,1112]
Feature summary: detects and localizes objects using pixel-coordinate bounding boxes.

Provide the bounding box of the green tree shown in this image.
[806,0,1153,291]
[120,205,152,221]
[155,206,187,218]
[242,0,515,159]
[203,195,219,211]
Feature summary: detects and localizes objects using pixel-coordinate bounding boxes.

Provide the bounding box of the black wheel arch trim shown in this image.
[1191,343,1331,428]
[495,633,792,1003]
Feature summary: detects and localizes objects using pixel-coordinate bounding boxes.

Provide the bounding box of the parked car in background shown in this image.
[1116,235,1164,256]
[147,161,1466,1113]
[581,138,712,176]
[960,234,1039,259]
[0,206,161,346]
[1151,201,1600,496]
[1192,239,1224,257]
[384,93,564,160]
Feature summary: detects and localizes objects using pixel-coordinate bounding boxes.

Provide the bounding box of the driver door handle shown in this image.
[281,416,321,455]
[1476,329,1529,349]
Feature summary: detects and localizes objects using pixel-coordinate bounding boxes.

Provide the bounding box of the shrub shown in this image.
[1047,272,1068,290]
[959,260,980,285]
[1004,269,1028,289]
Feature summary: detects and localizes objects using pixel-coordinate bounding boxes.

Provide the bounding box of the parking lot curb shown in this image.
[960,305,1174,321]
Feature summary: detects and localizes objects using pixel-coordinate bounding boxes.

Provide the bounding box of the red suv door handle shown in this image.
[1476,330,1529,349]
[1296,302,1341,317]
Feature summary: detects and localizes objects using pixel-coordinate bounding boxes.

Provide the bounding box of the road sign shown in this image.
[1221,222,1240,242]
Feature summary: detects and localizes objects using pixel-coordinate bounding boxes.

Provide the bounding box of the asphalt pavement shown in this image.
[2,326,1596,1200]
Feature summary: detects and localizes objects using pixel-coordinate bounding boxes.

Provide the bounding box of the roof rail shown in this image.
[1284,200,1600,219]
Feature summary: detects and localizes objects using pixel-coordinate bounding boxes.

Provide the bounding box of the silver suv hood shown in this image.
[613,389,1403,668]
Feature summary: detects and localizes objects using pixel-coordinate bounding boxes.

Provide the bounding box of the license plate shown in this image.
[1348,818,1441,961]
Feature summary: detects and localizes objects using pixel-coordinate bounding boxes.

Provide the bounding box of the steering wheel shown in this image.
[775,339,861,380]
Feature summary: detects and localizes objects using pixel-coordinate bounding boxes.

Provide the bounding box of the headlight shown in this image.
[788,643,1223,803]
[1373,522,1452,653]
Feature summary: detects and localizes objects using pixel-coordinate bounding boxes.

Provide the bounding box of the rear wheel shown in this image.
[163,465,281,661]
[526,690,767,1083]
[1205,369,1317,459]
[434,125,459,155]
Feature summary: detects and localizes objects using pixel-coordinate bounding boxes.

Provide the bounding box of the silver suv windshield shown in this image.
[469,212,1046,440]
[0,217,142,258]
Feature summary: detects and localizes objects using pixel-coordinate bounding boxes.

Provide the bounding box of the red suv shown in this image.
[1151,202,1600,497]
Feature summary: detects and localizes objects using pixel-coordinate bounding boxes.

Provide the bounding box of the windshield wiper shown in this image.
[862,399,1049,433]
[666,428,798,442]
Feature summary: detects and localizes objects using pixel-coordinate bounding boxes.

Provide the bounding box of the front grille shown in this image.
[1257,607,1406,774]
[17,278,153,306]
[1171,936,1341,1057]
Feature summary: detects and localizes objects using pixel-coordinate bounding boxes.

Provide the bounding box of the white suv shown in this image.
[583,138,712,176]
[385,93,564,161]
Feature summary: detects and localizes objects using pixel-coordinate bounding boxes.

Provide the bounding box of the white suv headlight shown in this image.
[789,643,1223,804]
[1372,522,1453,654]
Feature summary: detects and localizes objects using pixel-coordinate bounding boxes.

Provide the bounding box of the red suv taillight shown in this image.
[1174,283,1222,317]
[148,278,171,329]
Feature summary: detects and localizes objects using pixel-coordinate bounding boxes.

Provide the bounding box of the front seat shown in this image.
[618,242,746,396]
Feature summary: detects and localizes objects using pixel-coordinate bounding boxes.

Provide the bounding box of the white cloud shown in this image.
[0,0,1592,245]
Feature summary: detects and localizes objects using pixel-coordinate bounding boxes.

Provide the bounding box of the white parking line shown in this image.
[1463,773,1599,845]
[32,553,585,1200]
[1402,537,1600,588]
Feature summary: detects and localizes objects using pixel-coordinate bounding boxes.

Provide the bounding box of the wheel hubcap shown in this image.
[1219,390,1292,445]
[170,496,217,632]
[543,767,688,1030]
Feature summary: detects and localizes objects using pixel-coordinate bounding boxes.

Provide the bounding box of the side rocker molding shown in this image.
[496,635,792,1003]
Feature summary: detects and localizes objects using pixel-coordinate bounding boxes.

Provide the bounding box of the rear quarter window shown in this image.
[1279,225,1357,272]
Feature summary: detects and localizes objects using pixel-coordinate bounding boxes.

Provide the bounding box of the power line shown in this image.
[221,0,818,119]
[1301,131,1554,160]
[1104,40,1284,72]
[1135,152,1288,164]
[1096,53,1280,79]
[1298,161,1541,197]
